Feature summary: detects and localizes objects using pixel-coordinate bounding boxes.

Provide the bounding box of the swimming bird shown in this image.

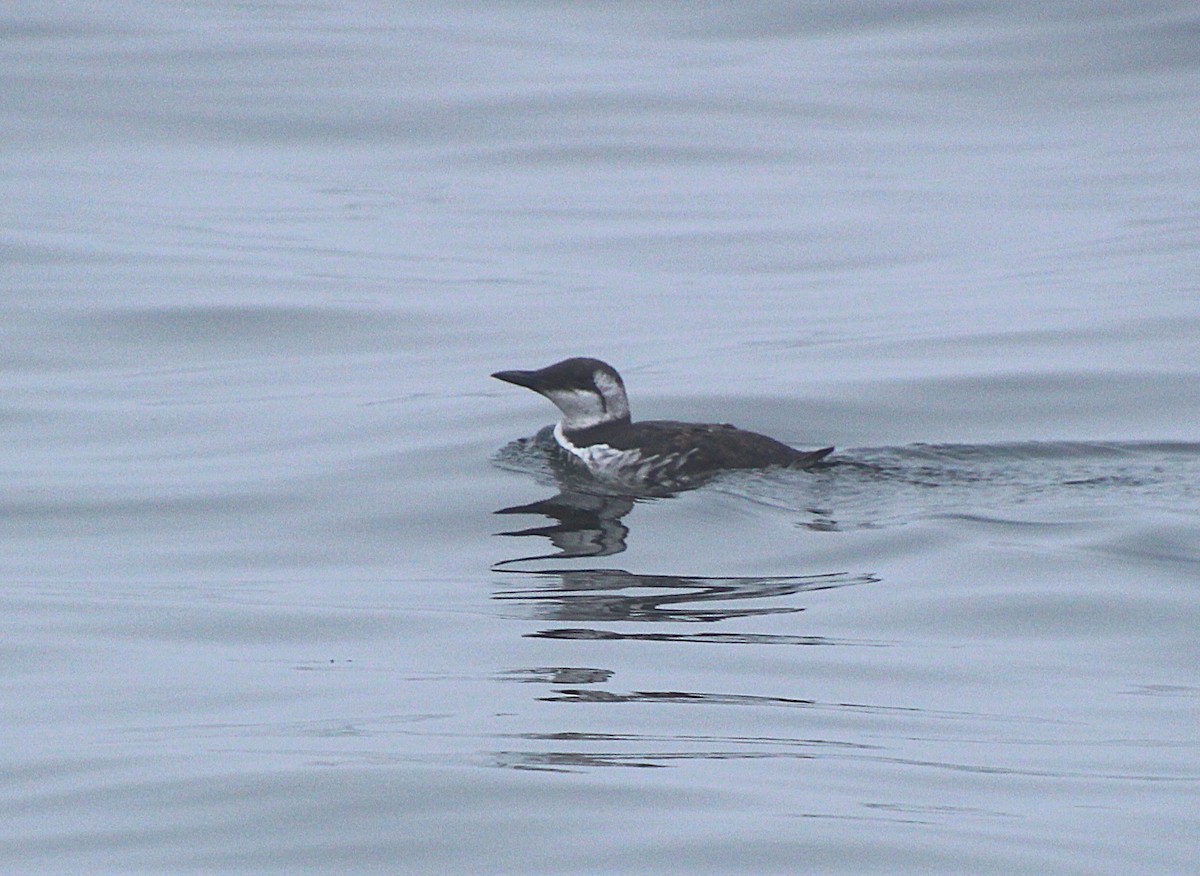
[492,357,833,491]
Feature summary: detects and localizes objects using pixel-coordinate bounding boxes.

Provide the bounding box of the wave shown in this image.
[495,434,1200,535]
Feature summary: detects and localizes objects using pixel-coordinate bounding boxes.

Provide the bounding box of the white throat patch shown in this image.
[592,370,630,420]
[544,388,609,431]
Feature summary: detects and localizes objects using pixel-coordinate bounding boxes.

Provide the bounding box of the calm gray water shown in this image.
[3,2,1199,873]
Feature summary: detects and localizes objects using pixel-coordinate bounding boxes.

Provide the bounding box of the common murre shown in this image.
[492,357,833,491]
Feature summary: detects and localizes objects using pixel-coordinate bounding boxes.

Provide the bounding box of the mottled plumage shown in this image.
[564,418,829,469]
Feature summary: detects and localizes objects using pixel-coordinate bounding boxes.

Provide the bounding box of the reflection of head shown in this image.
[494,490,634,563]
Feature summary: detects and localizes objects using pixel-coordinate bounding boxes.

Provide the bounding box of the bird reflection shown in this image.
[491,476,877,634]
[494,490,634,563]
[495,566,876,630]
[489,434,882,772]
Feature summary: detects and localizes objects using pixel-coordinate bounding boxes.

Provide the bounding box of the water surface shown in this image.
[3,2,1199,873]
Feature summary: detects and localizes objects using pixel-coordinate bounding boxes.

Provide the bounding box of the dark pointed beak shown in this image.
[491,368,546,392]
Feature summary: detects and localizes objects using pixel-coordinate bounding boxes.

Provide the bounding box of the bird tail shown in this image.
[792,446,835,468]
